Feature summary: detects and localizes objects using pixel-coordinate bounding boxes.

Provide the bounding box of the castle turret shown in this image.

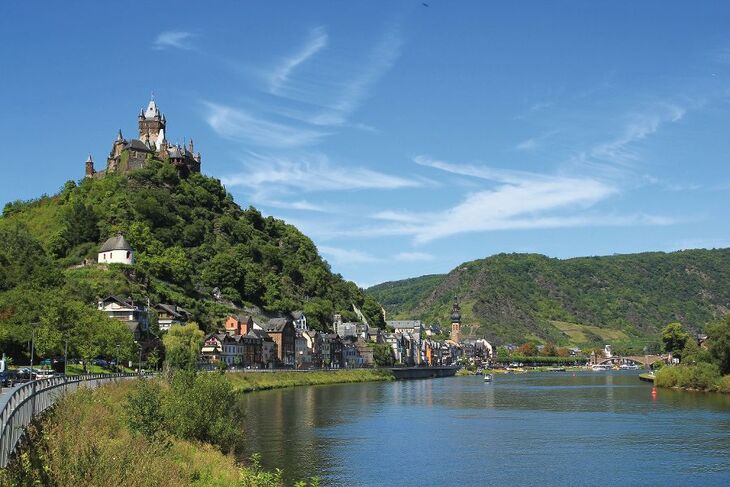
[85,154,95,178]
[139,98,165,146]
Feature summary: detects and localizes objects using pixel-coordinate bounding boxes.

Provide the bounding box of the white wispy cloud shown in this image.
[153,31,194,50]
[222,152,423,195]
[394,252,434,262]
[318,245,381,265]
[271,24,403,127]
[515,138,537,151]
[361,156,673,243]
[269,27,328,94]
[575,103,686,172]
[203,102,328,147]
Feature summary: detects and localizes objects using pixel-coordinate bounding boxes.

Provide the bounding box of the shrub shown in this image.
[125,378,166,441]
[163,371,243,453]
[655,364,722,391]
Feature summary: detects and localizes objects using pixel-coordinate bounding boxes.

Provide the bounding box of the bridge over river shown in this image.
[595,355,666,367]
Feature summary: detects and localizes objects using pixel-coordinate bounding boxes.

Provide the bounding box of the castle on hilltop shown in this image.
[85,97,201,178]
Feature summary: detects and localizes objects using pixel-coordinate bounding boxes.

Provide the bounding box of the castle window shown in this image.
[126,251,130,259]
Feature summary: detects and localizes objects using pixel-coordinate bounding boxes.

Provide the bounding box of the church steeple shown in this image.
[450,296,462,343]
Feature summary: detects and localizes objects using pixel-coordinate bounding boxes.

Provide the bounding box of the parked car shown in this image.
[34,369,56,379]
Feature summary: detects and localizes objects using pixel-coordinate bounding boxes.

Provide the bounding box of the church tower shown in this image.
[450,297,462,343]
[138,97,166,149]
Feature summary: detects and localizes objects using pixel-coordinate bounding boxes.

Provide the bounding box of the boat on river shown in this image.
[483,373,493,382]
[591,364,612,371]
[619,364,640,370]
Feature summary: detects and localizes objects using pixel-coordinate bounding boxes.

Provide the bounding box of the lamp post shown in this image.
[116,344,121,374]
[138,344,143,376]
[29,322,39,376]
[64,332,69,376]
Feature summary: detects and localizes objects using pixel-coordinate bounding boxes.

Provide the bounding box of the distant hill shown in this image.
[367,250,730,347]
[0,159,384,359]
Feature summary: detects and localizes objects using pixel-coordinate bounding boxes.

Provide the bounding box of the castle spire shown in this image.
[116,129,123,142]
[85,154,95,178]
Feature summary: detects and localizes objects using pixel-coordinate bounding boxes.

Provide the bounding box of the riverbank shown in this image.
[654,364,730,393]
[226,368,395,393]
[0,369,395,486]
[0,380,242,486]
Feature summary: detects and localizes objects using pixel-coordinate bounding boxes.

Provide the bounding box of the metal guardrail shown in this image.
[0,373,141,468]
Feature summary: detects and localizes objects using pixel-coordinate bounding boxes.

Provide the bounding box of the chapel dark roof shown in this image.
[99,235,132,253]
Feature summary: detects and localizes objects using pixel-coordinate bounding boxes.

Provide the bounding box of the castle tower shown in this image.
[450,296,462,343]
[85,154,95,178]
[138,98,166,149]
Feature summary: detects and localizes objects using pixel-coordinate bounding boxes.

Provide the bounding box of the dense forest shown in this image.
[367,250,730,348]
[0,160,384,361]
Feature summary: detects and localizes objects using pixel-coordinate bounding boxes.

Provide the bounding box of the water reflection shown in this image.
[239,372,730,486]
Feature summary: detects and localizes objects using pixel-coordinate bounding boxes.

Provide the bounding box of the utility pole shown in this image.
[116,343,121,374]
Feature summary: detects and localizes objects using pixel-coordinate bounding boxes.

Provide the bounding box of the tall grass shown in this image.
[225,369,394,393]
[0,381,241,486]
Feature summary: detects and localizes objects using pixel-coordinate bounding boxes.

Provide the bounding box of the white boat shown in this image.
[483,374,493,382]
[591,364,612,371]
[619,364,640,370]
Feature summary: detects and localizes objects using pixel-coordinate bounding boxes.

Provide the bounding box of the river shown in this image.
[239,371,730,486]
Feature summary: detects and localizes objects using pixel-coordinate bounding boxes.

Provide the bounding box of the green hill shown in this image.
[0,160,384,360]
[367,251,730,350]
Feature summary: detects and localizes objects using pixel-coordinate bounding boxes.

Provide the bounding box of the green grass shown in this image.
[0,380,242,486]
[226,369,395,393]
[551,320,629,344]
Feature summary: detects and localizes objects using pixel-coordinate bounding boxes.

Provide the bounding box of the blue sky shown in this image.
[1,1,730,287]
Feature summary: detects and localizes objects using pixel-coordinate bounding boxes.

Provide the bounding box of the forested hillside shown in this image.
[368,251,730,347]
[0,160,384,360]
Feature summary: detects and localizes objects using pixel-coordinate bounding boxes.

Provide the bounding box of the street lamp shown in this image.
[64,332,69,376]
[29,322,39,377]
[116,344,121,374]
[137,344,143,376]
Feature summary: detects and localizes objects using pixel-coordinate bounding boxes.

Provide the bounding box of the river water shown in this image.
[239,372,730,486]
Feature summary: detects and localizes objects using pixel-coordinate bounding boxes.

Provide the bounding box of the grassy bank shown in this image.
[655,364,730,393]
[0,380,242,486]
[1,369,393,486]
[226,368,395,393]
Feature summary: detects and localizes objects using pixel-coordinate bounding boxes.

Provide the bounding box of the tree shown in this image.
[371,343,394,367]
[517,342,537,356]
[543,342,558,356]
[661,322,690,359]
[163,322,204,370]
[707,315,730,374]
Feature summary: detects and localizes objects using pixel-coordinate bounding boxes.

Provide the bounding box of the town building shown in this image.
[98,296,149,340]
[224,314,254,335]
[250,328,277,368]
[291,311,308,331]
[98,234,134,265]
[263,318,296,367]
[155,303,188,331]
[85,98,201,179]
[321,334,343,368]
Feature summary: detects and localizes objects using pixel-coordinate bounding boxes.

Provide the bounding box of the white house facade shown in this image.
[98,234,134,265]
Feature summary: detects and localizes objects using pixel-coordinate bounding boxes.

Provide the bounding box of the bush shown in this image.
[163,371,243,453]
[125,378,166,441]
[655,364,722,391]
